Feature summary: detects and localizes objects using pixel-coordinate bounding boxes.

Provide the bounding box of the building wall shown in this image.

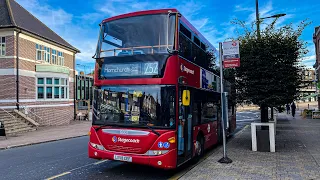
[0,30,77,125]
[27,105,74,125]
[0,75,16,100]
[0,58,15,69]
[19,37,36,61]
[314,27,320,106]
[299,68,316,102]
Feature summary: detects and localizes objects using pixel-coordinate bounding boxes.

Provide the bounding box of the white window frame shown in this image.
[58,51,64,66]
[36,44,44,61]
[0,37,5,56]
[36,77,69,101]
[44,47,51,63]
[52,49,57,64]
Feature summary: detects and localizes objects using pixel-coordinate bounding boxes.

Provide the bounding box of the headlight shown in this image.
[90,142,105,150]
[145,150,169,156]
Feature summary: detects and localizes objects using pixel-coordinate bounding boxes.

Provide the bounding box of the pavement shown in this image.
[178,113,320,180]
[0,111,257,180]
[0,121,91,149]
[2,108,319,179]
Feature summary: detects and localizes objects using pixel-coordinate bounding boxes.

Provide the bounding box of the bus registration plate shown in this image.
[114,155,132,162]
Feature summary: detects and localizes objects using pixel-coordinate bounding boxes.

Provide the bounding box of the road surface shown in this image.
[0,110,259,180]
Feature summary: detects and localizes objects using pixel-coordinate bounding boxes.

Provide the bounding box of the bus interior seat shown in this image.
[118,50,144,56]
[118,51,131,56]
[133,50,144,55]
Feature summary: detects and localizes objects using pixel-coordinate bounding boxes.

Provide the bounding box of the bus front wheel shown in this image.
[195,136,204,160]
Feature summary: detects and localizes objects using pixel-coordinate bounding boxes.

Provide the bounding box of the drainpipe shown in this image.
[73,54,76,120]
[16,30,21,110]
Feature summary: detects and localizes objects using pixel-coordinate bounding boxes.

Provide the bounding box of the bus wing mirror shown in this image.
[182,90,190,106]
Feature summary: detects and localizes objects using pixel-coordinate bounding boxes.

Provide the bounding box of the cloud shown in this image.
[299,54,316,68]
[16,0,98,62]
[98,0,168,17]
[301,55,316,61]
[16,0,73,28]
[234,5,254,12]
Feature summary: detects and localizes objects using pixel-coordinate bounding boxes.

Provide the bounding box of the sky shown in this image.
[15,0,320,74]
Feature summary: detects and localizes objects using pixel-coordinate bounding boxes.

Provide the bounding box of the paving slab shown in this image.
[179,113,320,180]
[0,121,91,149]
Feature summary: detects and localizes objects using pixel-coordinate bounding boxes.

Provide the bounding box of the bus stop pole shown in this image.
[218,42,232,164]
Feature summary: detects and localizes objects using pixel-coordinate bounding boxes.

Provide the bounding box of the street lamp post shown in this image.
[255,0,286,122]
[255,0,286,39]
[76,64,86,75]
[256,0,261,39]
[76,64,92,75]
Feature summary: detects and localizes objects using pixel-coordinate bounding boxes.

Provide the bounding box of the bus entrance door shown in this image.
[177,87,192,165]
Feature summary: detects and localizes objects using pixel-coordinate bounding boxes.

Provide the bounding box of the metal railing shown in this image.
[101,44,173,56]
[19,106,43,125]
[0,108,16,119]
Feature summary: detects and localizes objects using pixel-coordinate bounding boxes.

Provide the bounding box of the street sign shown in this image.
[223,41,240,68]
[223,41,239,55]
[223,58,240,68]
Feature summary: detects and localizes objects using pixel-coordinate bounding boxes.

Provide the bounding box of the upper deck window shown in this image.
[97,14,176,58]
[178,22,217,71]
[193,36,200,46]
[180,24,191,39]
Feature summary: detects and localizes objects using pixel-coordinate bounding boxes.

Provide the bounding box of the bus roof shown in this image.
[101,9,217,53]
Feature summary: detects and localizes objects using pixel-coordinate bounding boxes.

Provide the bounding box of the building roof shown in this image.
[0,0,79,52]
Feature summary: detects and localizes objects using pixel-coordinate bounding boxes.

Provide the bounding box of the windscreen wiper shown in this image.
[143,124,160,136]
[95,124,108,131]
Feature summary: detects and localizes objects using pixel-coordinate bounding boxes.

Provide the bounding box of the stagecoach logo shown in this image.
[180,64,194,75]
[112,136,117,143]
[112,136,140,143]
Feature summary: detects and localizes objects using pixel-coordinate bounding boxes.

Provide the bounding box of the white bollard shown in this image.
[251,122,275,152]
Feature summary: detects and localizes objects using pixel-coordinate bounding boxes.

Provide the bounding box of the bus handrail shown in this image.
[100,44,173,53]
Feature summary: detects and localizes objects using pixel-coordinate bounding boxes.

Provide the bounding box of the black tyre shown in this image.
[193,136,204,162]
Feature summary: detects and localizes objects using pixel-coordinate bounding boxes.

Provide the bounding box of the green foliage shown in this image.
[205,47,219,75]
[302,109,313,118]
[276,106,285,113]
[232,18,310,108]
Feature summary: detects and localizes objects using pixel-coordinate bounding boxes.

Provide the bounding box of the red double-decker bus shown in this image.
[88,9,236,169]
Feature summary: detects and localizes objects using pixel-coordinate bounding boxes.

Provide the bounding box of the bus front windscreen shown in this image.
[93,85,175,129]
[98,14,176,57]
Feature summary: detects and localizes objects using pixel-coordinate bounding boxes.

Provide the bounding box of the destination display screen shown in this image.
[101,61,159,77]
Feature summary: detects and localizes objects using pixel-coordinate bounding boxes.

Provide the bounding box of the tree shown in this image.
[232,18,310,122]
[205,46,219,75]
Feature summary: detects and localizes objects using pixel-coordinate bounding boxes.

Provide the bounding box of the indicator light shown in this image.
[168,137,175,143]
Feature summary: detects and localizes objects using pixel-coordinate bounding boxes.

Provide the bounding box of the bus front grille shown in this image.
[107,145,142,153]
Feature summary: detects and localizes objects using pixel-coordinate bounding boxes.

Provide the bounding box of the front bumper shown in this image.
[88,143,177,169]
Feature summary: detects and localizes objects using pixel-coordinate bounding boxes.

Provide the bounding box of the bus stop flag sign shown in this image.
[223,41,240,68]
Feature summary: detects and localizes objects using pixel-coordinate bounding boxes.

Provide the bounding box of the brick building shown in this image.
[299,68,316,102]
[0,0,80,125]
[313,26,320,108]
